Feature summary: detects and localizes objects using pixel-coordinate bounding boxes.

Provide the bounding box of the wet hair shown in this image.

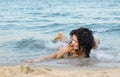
[70,27,95,58]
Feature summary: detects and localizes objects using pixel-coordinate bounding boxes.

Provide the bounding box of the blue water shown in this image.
[0,0,120,67]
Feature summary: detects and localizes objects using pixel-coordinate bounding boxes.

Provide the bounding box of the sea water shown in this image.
[0,0,120,67]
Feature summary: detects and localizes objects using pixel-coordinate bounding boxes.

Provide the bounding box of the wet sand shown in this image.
[0,64,120,77]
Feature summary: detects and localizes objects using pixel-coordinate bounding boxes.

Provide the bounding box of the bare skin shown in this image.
[26,44,73,63]
[26,33,100,63]
[54,32,100,48]
[54,32,67,42]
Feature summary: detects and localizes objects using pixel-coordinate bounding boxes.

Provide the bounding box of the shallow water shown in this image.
[0,0,120,67]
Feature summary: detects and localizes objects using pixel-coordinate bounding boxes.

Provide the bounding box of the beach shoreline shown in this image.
[0,64,120,77]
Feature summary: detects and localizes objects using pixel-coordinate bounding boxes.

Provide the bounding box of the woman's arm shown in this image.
[26,53,57,63]
[26,44,73,63]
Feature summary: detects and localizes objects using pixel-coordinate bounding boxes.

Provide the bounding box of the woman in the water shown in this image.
[26,27,100,63]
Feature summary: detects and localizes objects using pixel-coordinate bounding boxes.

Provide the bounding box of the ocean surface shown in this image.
[0,0,120,67]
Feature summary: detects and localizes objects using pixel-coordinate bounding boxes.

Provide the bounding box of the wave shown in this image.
[41,12,70,18]
[0,36,120,64]
[0,37,67,52]
[83,23,120,33]
[15,38,46,51]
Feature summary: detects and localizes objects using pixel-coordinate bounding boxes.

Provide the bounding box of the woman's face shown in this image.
[71,34,78,49]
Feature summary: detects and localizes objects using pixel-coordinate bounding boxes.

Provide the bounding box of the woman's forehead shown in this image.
[72,35,77,40]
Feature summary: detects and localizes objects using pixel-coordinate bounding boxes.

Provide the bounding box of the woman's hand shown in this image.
[25,60,35,63]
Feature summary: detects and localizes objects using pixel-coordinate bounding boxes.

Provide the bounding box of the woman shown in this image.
[26,27,100,63]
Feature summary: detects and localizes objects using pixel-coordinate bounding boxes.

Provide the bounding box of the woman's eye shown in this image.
[72,40,77,43]
[75,41,78,43]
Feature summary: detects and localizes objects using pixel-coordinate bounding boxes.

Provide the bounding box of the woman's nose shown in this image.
[72,41,75,45]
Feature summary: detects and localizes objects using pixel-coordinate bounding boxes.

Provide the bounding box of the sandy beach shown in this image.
[0,64,120,77]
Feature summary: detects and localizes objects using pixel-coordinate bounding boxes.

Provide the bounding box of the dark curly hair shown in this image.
[70,27,95,58]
